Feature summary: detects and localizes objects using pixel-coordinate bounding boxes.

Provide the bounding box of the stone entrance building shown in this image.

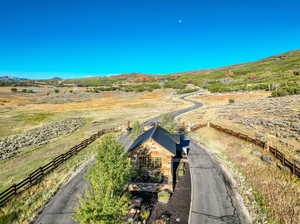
[128,125,181,192]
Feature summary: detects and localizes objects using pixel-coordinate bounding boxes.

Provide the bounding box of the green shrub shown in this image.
[54,89,60,93]
[164,81,186,89]
[271,85,300,97]
[10,88,18,92]
[176,88,198,94]
[228,99,235,104]
[160,113,176,134]
[272,88,289,97]
[131,121,143,139]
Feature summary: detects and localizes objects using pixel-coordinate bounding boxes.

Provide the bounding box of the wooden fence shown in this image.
[0,127,117,206]
[190,123,300,178]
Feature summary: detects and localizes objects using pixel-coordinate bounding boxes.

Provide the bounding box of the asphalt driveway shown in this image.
[188,139,244,224]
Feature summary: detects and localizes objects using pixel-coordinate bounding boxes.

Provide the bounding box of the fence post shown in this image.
[264,141,269,151]
[293,162,296,174]
[13,184,17,195]
[40,167,44,177]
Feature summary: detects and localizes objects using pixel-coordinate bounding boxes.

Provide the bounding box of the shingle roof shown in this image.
[128,125,177,155]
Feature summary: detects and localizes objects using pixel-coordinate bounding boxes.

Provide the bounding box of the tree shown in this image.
[160,113,177,134]
[131,121,143,139]
[75,135,132,224]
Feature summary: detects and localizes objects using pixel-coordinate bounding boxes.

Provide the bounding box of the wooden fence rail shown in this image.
[190,123,300,178]
[0,128,117,206]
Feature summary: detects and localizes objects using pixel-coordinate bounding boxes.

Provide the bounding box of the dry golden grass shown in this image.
[190,91,270,105]
[0,88,189,194]
[194,127,300,224]
[0,89,185,112]
[181,91,300,161]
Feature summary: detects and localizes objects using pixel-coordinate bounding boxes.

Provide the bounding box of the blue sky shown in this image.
[0,0,299,79]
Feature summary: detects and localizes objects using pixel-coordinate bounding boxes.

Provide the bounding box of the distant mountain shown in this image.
[0,76,29,82]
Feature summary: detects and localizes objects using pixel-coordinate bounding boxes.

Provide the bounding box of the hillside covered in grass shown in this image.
[53,49,300,96]
[173,49,300,95]
[1,50,299,96]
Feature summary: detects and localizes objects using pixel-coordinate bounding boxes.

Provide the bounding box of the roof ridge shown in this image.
[149,125,158,139]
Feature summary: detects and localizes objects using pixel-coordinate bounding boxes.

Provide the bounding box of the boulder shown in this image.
[277,164,290,172]
[250,151,262,157]
[260,155,273,164]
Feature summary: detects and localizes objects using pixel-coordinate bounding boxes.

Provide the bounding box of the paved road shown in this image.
[33,91,204,224]
[188,139,243,224]
[143,92,203,126]
[34,160,94,224]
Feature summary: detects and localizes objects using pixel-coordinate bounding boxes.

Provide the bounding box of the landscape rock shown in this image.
[0,118,85,160]
[260,155,273,164]
[250,151,262,157]
[132,197,143,208]
[277,164,290,172]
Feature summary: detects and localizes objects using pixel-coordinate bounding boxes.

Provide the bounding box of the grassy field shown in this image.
[0,88,192,224]
[0,133,109,224]
[0,88,189,192]
[0,111,55,137]
[193,127,300,224]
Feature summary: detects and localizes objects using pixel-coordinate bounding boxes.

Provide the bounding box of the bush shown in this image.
[164,81,186,89]
[271,85,300,97]
[228,99,235,104]
[271,89,288,97]
[176,88,198,94]
[75,135,132,224]
[160,113,176,134]
[54,89,60,93]
[10,88,18,92]
[131,121,143,139]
